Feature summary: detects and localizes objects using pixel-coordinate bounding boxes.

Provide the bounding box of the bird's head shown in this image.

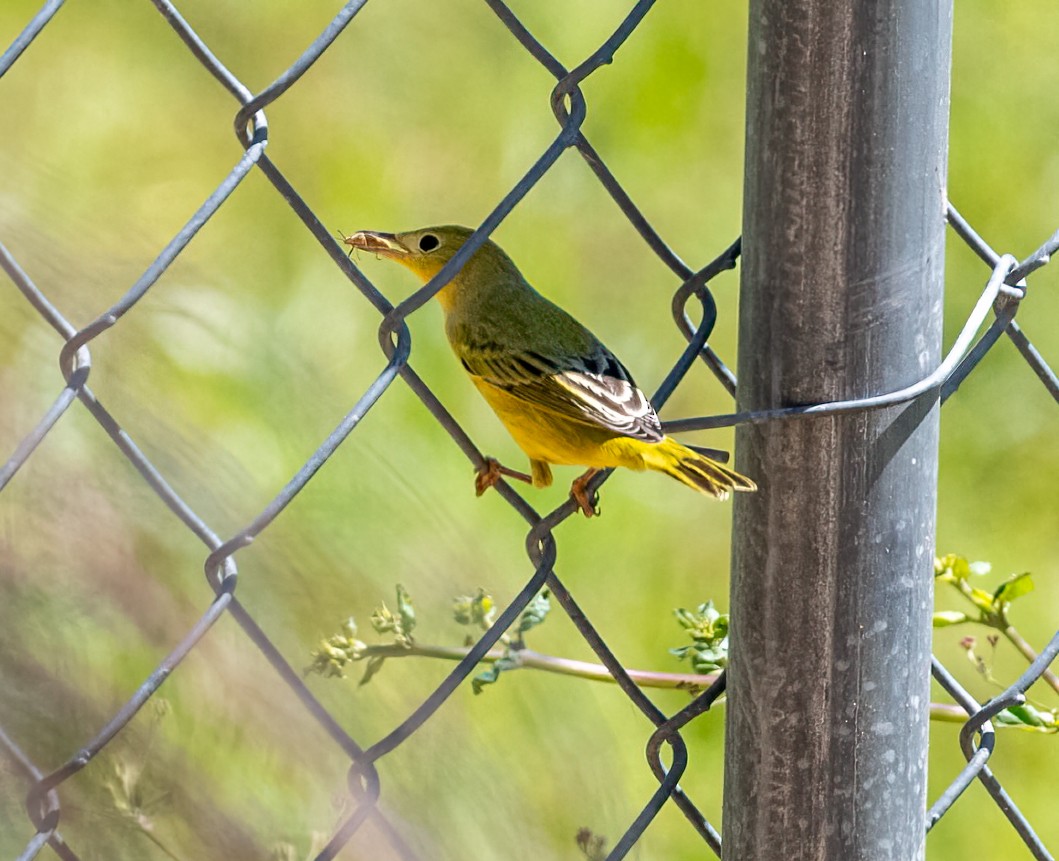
[343,225,506,281]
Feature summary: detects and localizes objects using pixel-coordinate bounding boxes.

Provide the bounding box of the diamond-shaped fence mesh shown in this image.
[1,2,1057,860]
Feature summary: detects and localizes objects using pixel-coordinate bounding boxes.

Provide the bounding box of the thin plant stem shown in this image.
[355,642,1000,725]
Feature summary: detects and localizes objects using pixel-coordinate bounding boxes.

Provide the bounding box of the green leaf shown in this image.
[671,600,730,673]
[471,652,520,694]
[689,643,728,674]
[993,572,1034,606]
[359,655,386,687]
[396,584,416,636]
[471,664,501,694]
[1006,704,1047,727]
[935,554,971,581]
[371,587,416,646]
[932,611,970,628]
[994,704,1058,732]
[517,590,550,635]
[967,586,997,613]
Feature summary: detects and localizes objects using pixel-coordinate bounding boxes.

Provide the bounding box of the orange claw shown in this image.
[475,457,533,497]
[569,468,601,518]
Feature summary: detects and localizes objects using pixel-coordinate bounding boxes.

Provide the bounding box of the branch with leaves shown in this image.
[306,587,728,696]
[933,553,1059,728]
[308,555,1057,732]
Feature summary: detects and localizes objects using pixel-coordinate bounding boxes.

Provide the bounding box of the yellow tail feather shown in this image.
[640,437,757,499]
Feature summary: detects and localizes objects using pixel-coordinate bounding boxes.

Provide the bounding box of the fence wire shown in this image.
[1,2,1057,860]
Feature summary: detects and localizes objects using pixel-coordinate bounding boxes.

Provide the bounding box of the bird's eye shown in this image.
[418,234,440,252]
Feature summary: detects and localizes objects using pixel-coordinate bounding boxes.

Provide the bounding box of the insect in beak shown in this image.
[336,229,359,259]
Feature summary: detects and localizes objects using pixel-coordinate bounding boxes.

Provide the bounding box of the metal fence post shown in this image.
[723,2,953,859]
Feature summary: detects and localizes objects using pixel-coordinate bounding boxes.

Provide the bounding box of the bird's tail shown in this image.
[640,437,757,500]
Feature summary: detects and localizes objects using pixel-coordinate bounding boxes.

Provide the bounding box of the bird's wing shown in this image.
[459,339,664,443]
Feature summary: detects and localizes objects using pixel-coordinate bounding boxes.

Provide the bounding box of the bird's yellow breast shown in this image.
[470,376,641,470]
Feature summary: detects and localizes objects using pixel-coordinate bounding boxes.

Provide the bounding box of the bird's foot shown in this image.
[475,457,533,497]
[570,469,602,518]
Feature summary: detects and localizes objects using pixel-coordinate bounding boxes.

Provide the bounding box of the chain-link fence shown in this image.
[1,1,1057,859]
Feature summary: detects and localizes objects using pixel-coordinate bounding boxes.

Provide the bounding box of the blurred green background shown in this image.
[0,1,1056,858]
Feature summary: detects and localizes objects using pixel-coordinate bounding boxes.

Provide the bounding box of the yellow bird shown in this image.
[344,225,755,517]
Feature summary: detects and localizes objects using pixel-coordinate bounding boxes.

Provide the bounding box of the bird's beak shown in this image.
[343,230,408,256]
